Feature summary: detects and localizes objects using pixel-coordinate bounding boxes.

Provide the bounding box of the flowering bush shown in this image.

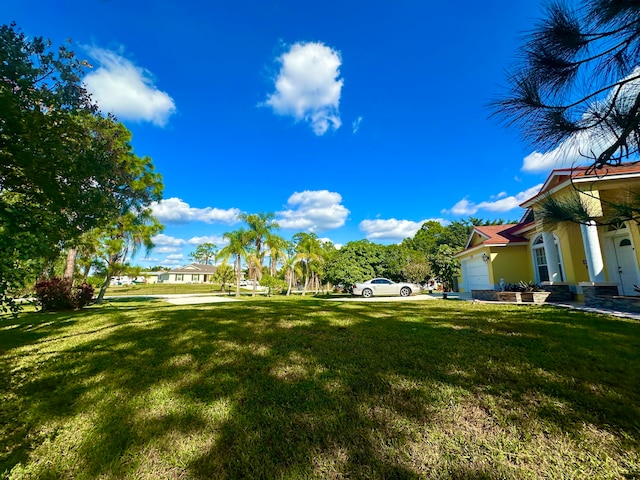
[34,278,94,311]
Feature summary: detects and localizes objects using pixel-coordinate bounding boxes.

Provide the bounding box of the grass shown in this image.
[1,297,639,479]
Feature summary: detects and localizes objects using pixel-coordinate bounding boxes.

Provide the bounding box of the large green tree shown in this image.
[189,243,217,265]
[494,1,640,171]
[1,24,98,311]
[402,221,449,258]
[324,240,386,290]
[430,245,460,298]
[0,23,164,311]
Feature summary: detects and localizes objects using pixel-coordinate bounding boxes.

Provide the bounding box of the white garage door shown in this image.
[462,256,491,291]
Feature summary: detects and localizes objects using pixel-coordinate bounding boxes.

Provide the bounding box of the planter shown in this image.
[471,290,499,301]
[471,290,552,303]
[472,290,522,302]
[520,291,552,303]
[496,292,522,303]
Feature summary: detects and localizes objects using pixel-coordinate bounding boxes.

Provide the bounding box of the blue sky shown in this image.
[6,1,581,267]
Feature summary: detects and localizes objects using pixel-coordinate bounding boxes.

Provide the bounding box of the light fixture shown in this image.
[482,253,489,263]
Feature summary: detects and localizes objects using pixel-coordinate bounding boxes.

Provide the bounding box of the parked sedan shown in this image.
[352,278,422,298]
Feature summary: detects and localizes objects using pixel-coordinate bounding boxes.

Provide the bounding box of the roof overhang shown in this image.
[520,168,640,209]
[453,242,527,259]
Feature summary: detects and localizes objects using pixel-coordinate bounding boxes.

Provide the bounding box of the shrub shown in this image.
[504,281,544,292]
[34,278,94,311]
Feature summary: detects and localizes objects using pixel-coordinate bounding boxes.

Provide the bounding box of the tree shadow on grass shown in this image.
[1,299,639,478]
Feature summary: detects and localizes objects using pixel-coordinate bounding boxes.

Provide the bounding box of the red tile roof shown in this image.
[571,162,640,178]
[474,224,528,245]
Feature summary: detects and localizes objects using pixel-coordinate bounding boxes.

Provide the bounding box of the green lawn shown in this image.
[1,298,639,479]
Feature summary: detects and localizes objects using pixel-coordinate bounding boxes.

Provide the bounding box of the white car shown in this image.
[352,278,422,298]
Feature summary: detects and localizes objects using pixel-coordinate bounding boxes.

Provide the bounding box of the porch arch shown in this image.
[530,233,565,284]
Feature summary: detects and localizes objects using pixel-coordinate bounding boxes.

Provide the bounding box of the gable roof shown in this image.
[168,263,218,274]
[521,162,640,208]
[457,224,528,256]
[472,224,528,245]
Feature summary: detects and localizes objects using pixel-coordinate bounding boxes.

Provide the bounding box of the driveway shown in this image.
[325,294,441,302]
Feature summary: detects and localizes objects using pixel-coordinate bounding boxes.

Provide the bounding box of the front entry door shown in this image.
[611,235,639,296]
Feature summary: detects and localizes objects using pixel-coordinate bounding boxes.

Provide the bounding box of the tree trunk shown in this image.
[96,254,117,303]
[63,248,78,282]
[235,255,241,297]
[82,263,92,282]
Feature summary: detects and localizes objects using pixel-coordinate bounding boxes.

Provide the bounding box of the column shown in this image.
[580,221,605,282]
[541,231,562,282]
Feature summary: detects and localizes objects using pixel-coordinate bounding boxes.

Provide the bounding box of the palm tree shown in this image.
[212,262,235,292]
[239,212,279,285]
[293,232,324,296]
[265,233,288,277]
[95,208,163,303]
[217,228,250,297]
[245,247,263,296]
[282,249,302,296]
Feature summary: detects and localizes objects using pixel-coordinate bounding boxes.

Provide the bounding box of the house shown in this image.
[157,263,217,284]
[454,163,640,302]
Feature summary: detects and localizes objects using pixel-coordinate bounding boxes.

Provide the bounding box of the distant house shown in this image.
[158,263,218,284]
[140,272,165,284]
[454,163,640,301]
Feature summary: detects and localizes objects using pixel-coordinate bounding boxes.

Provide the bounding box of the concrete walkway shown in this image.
[105,293,241,305]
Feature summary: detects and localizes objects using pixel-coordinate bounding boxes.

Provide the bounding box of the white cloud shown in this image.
[352,116,363,134]
[443,184,543,216]
[151,198,240,224]
[445,199,477,216]
[359,219,423,241]
[522,148,582,173]
[163,254,185,266]
[84,47,176,126]
[152,233,186,247]
[138,257,160,263]
[263,42,343,136]
[277,190,349,231]
[154,246,179,254]
[187,235,226,246]
[150,234,185,254]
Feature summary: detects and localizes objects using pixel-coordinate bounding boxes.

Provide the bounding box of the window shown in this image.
[531,234,564,283]
[192,274,199,281]
[176,274,183,281]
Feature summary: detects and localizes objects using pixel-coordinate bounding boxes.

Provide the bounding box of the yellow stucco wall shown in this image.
[456,245,531,291]
[468,232,485,248]
[488,245,532,285]
[628,221,640,266]
[537,222,591,284]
